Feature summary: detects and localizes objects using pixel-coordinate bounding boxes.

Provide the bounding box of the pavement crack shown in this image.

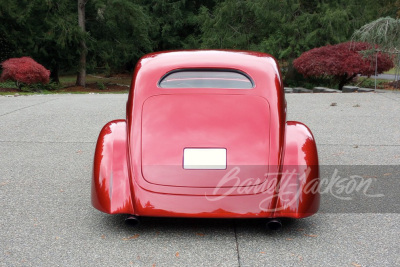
[0,98,58,117]
[234,222,241,267]
[376,93,400,102]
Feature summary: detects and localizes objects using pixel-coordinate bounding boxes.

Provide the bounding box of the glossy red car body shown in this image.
[92,50,319,220]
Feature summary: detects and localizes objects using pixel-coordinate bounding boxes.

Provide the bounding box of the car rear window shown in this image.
[159,70,254,89]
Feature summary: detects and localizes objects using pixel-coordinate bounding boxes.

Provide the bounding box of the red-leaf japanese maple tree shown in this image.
[1,57,50,89]
[293,42,394,90]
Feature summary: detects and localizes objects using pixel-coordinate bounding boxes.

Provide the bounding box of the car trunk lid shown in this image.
[141,94,270,188]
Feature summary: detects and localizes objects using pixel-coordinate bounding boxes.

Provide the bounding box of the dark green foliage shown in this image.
[19,82,61,92]
[198,0,386,59]
[96,81,106,90]
[198,0,258,49]
[87,0,154,72]
[1,0,397,87]
[379,0,400,18]
[138,0,197,50]
[0,0,81,82]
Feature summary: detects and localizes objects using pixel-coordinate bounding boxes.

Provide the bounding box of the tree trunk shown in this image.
[76,0,87,87]
[338,73,357,90]
[50,62,60,84]
[283,60,296,82]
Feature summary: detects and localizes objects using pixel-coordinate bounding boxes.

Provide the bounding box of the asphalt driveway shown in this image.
[0,92,399,266]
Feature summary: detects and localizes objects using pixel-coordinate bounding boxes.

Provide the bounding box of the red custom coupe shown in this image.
[92,50,320,230]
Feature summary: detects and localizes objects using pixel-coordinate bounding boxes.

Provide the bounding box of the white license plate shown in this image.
[183,148,227,170]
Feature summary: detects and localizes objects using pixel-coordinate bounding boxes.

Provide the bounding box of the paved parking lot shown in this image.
[0,92,399,266]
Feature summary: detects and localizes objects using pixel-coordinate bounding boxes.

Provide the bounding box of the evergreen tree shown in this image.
[137,0,216,51]
[0,0,391,83]
[198,0,386,58]
[77,0,88,86]
[86,0,153,72]
[197,0,387,81]
[0,0,82,83]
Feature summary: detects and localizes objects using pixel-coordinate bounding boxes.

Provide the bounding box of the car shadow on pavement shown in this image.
[98,214,312,236]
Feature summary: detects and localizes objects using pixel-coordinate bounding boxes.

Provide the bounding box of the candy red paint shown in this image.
[92,50,319,219]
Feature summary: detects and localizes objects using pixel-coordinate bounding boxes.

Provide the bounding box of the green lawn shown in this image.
[384,68,398,75]
[60,74,132,86]
[354,77,388,89]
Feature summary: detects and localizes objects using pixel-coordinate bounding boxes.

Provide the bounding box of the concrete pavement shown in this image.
[369,73,398,80]
[0,93,399,266]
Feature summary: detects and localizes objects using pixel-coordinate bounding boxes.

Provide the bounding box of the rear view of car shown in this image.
[92,50,320,229]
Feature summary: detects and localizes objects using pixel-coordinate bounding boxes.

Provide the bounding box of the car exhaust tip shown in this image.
[266,219,282,231]
[125,215,140,227]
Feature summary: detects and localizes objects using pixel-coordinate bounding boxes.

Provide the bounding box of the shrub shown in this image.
[35,82,61,91]
[96,81,106,90]
[293,42,394,90]
[0,57,50,90]
[351,77,386,89]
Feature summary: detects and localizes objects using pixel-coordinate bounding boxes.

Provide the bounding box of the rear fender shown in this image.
[91,120,134,214]
[274,121,320,218]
